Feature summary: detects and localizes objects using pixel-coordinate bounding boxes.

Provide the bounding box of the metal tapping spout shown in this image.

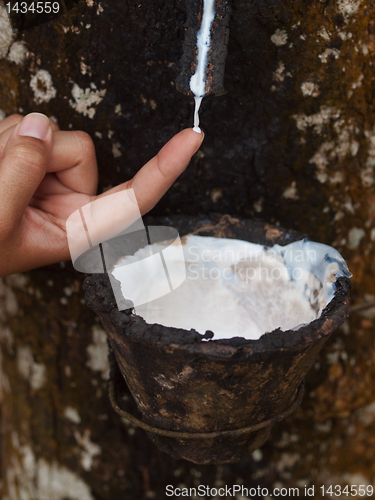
[176,0,232,97]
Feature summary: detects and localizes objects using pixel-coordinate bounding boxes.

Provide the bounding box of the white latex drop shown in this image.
[190,0,215,131]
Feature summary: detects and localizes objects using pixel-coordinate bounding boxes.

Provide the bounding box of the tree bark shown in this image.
[0,0,374,498]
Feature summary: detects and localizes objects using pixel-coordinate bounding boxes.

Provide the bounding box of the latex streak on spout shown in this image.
[176,0,232,130]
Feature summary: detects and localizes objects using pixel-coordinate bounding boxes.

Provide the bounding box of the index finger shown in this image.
[98,128,204,214]
[65,128,203,269]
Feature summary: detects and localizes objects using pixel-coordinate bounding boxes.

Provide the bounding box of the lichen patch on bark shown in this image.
[69,83,107,119]
[0,4,14,59]
[74,430,101,471]
[8,41,28,65]
[0,279,20,317]
[8,433,94,500]
[16,346,46,391]
[86,326,110,380]
[30,70,57,104]
[271,29,288,46]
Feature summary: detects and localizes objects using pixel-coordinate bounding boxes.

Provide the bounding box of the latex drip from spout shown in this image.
[193,96,203,133]
[190,0,215,133]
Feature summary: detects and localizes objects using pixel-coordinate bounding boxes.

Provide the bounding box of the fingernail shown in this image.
[193,131,205,154]
[18,113,50,140]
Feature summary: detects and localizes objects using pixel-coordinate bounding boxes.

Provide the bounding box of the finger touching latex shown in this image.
[100,128,204,214]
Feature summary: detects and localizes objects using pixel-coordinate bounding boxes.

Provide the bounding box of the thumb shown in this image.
[0,113,52,231]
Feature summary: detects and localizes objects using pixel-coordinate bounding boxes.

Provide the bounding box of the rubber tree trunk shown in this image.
[0,0,374,498]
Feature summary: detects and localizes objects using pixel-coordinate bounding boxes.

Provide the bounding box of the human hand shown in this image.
[0,113,204,277]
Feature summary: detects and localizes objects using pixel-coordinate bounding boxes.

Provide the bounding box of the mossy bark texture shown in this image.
[0,0,374,498]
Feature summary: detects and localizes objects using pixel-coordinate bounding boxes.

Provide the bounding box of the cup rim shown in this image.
[84,215,351,360]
